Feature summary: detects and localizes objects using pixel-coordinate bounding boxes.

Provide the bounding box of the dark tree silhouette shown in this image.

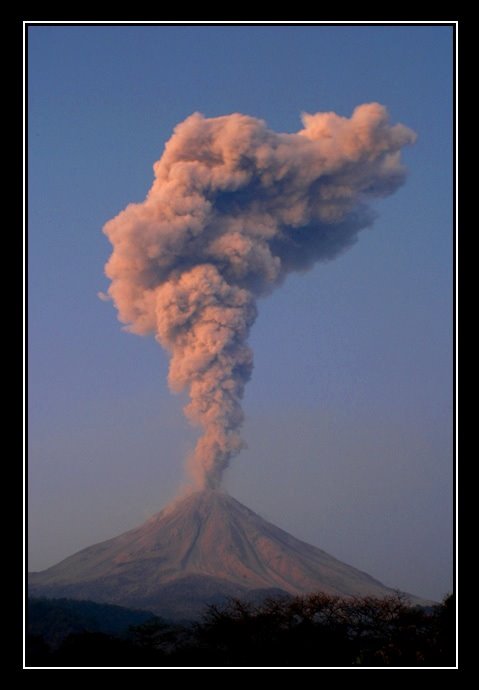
[26,591,455,667]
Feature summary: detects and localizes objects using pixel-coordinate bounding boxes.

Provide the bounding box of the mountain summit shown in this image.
[29,490,403,619]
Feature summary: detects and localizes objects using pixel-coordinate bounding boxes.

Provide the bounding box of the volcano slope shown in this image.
[29,490,407,620]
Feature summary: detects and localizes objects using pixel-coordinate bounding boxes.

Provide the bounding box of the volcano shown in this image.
[29,490,405,620]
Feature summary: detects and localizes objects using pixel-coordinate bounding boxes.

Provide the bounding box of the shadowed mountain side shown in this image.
[29,490,418,619]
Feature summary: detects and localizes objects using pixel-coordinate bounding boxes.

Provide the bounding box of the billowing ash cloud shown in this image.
[103,103,416,489]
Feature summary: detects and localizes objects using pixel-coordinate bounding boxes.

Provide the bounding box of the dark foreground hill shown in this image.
[27,597,156,647]
[26,592,455,667]
[29,489,417,619]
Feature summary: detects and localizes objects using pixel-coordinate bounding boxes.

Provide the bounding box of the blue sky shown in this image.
[28,24,453,601]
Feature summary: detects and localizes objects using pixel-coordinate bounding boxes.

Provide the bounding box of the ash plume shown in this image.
[103,103,416,489]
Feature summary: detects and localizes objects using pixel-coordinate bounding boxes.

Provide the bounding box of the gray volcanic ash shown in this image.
[102,105,415,489]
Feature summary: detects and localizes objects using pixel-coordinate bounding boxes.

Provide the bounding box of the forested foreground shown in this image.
[27,592,454,667]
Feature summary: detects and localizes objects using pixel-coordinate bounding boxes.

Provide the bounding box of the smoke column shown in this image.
[103,103,416,489]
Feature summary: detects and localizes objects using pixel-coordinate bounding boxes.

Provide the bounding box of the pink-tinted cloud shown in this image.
[103,104,416,489]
